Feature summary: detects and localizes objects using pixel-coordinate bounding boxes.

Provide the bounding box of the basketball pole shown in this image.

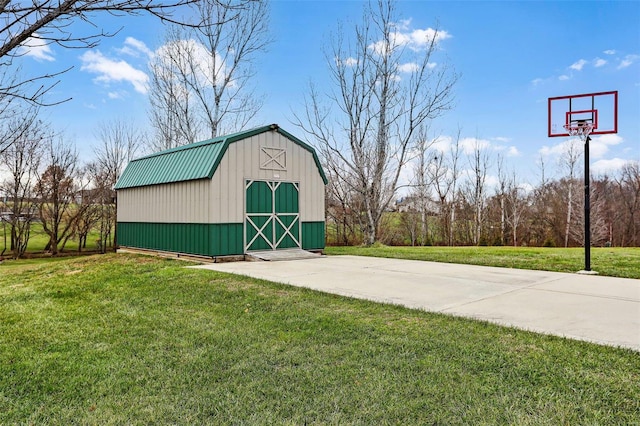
[584,135,591,272]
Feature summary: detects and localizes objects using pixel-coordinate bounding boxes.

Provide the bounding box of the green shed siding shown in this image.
[117,222,244,257]
[302,222,325,250]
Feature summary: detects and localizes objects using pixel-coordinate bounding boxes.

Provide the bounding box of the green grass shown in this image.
[325,245,640,279]
[0,222,101,255]
[1,254,638,424]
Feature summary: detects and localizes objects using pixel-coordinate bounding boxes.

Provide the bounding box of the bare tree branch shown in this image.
[294,0,458,245]
[147,0,270,149]
[0,0,255,106]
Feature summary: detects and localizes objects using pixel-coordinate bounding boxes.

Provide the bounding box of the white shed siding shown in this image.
[117,132,325,224]
[210,133,325,223]
[117,179,211,223]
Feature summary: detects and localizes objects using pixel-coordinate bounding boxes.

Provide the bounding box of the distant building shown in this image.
[396,195,440,214]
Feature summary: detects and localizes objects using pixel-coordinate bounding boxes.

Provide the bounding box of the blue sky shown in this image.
[19,0,640,185]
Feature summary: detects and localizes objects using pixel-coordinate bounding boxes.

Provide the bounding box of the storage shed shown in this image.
[114,124,327,258]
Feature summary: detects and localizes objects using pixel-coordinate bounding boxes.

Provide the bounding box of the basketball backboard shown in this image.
[547,90,618,137]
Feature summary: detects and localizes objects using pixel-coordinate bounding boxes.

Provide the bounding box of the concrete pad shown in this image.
[192,255,640,351]
[246,249,321,261]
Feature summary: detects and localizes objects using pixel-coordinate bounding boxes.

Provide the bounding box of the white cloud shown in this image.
[427,62,437,69]
[531,77,544,86]
[539,134,623,161]
[155,39,230,88]
[591,158,631,175]
[603,49,616,55]
[393,18,413,31]
[408,28,451,47]
[118,37,153,59]
[570,59,587,71]
[484,174,499,189]
[398,62,419,73]
[430,135,453,153]
[20,34,55,62]
[507,146,520,157]
[80,50,149,94]
[108,91,125,99]
[370,25,451,55]
[593,58,607,67]
[493,137,511,143]
[336,56,359,67]
[490,138,520,157]
[590,134,623,159]
[558,74,570,81]
[344,57,359,67]
[591,134,623,145]
[538,139,577,158]
[618,54,639,69]
[460,137,491,155]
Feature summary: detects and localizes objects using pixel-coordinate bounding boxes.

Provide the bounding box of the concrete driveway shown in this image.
[194,255,640,351]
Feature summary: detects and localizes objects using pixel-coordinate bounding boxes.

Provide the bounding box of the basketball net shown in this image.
[564,121,594,141]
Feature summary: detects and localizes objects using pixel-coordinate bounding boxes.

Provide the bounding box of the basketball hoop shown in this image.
[563,120,594,141]
[548,91,619,273]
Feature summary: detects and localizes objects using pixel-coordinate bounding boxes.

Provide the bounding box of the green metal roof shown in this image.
[114,124,328,190]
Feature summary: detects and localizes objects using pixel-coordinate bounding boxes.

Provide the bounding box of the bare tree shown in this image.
[427,131,461,245]
[569,181,610,248]
[192,0,269,138]
[616,161,640,246]
[147,0,270,149]
[528,154,555,246]
[91,118,141,251]
[295,0,458,245]
[148,31,203,149]
[559,139,581,247]
[72,167,103,252]
[410,125,436,245]
[324,155,364,246]
[464,138,491,245]
[34,136,88,255]
[399,210,420,246]
[0,108,44,258]
[0,0,208,105]
[495,154,507,245]
[94,118,141,184]
[504,172,528,247]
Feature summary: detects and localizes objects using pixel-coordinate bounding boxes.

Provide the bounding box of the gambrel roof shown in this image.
[114,124,327,190]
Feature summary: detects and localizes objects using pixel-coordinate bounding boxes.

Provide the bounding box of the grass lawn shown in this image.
[325,245,640,279]
[0,222,102,255]
[1,254,638,424]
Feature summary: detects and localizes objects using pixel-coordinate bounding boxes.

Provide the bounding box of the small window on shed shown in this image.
[260,147,287,171]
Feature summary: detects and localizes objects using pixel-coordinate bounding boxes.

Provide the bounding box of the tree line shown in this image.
[0,108,142,258]
[326,134,640,248]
